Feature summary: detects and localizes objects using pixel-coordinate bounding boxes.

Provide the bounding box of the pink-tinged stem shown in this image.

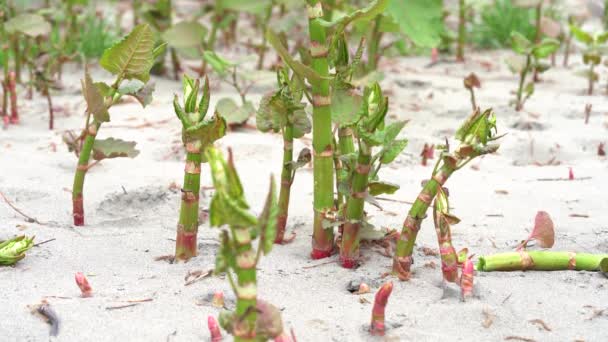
[8,71,18,124]
[274,332,293,342]
[460,259,474,300]
[75,272,92,297]
[208,315,222,342]
[370,282,393,336]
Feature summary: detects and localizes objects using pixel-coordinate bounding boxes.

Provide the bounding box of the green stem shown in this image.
[336,126,355,209]
[308,1,335,259]
[175,151,202,261]
[256,3,273,70]
[392,161,456,280]
[231,225,257,342]
[515,54,531,111]
[477,252,608,272]
[276,125,293,243]
[367,16,382,71]
[456,0,465,62]
[10,34,20,83]
[72,121,101,226]
[339,139,371,268]
[532,4,542,82]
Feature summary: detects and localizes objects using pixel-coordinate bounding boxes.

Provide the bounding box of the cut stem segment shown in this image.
[477,251,608,272]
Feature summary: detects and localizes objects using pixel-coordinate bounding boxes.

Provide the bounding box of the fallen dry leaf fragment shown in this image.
[528,319,551,331]
[482,308,495,328]
[518,211,554,250]
[505,336,536,342]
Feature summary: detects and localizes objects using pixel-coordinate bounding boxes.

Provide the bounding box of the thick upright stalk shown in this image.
[231,225,257,342]
[393,163,456,280]
[340,141,371,268]
[175,149,202,260]
[456,0,465,62]
[308,1,335,259]
[477,252,608,272]
[276,125,294,243]
[433,202,458,282]
[370,282,393,336]
[72,122,101,226]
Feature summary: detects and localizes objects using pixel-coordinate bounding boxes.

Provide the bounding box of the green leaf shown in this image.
[118,80,155,107]
[387,0,444,48]
[183,113,227,149]
[219,0,272,15]
[100,24,156,82]
[596,32,608,44]
[214,230,231,274]
[532,38,560,59]
[368,180,400,196]
[455,108,497,146]
[5,14,50,37]
[505,55,528,74]
[331,0,389,38]
[258,176,278,255]
[118,80,145,95]
[380,138,408,164]
[0,235,35,266]
[92,138,140,160]
[162,21,207,49]
[510,31,532,54]
[216,98,254,125]
[291,109,311,138]
[331,87,362,127]
[266,29,323,86]
[81,71,110,123]
[202,51,235,76]
[256,92,286,133]
[569,25,593,45]
[382,121,407,144]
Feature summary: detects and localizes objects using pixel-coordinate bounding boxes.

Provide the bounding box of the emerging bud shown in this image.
[370,282,393,336]
[75,272,92,297]
[212,291,224,308]
[208,315,222,342]
[357,283,370,294]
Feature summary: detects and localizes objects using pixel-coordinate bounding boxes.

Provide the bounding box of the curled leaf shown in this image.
[463,73,481,90]
[518,211,554,250]
[0,235,35,266]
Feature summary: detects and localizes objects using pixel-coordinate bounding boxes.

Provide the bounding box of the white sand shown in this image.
[1,50,607,341]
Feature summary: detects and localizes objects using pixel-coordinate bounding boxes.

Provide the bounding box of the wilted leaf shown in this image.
[81,72,110,123]
[92,138,140,160]
[291,109,311,138]
[162,21,207,49]
[368,180,399,196]
[5,14,50,37]
[202,51,235,76]
[530,211,555,248]
[100,24,156,82]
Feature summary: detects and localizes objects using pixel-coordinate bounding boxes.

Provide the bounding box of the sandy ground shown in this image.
[1,49,607,342]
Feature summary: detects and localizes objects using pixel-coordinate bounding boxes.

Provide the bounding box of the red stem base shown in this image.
[73,195,84,226]
[310,248,332,260]
[175,230,198,261]
[339,255,358,269]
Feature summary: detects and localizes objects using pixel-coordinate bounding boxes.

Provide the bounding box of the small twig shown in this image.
[505,336,536,342]
[486,214,504,217]
[119,298,153,303]
[34,238,56,247]
[528,319,551,332]
[535,177,591,182]
[0,191,44,224]
[184,269,213,286]
[502,293,513,304]
[302,260,336,269]
[105,303,141,310]
[569,213,589,218]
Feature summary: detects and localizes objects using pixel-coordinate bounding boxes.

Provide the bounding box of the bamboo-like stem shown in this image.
[308,1,335,259]
[456,0,465,62]
[276,125,293,243]
[477,252,608,272]
[515,55,531,111]
[231,225,257,342]
[175,150,202,260]
[72,121,101,226]
[370,282,393,336]
[432,192,458,283]
[392,161,455,280]
[339,140,371,268]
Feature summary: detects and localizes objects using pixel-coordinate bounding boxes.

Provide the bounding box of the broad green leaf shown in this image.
[368,180,400,196]
[258,176,278,255]
[118,80,145,95]
[81,72,110,122]
[92,138,140,160]
[331,87,362,127]
[162,21,207,49]
[219,0,272,15]
[570,25,593,45]
[532,38,559,59]
[382,121,407,143]
[217,98,254,125]
[387,0,444,48]
[100,24,156,82]
[597,32,608,44]
[510,31,531,54]
[257,92,287,133]
[380,138,408,164]
[202,51,235,76]
[5,14,50,37]
[331,0,389,38]
[291,109,311,138]
[266,29,323,86]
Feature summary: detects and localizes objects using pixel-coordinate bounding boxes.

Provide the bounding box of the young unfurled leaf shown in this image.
[531,38,560,59]
[518,211,555,250]
[81,72,110,122]
[100,24,156,82]
[291,109,311,138]
[0,235,35,266]
[380,139,408,164]
[5,14,51,37]
[511,31,532,54]
[257,176,278,255]
[266,29,323,86]
[92,138,140,160]
[257,93,288,133]
[331,87,363,127]
[202,51,235,76]
[162,21,207,49]
[455,108,497,146]
[368,180,399,196]
[570,25,593,45]
[183,113,227,148]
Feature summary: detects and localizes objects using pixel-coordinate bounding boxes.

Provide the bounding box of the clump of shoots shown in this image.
[517,211,555,251]
[370,282,393,336]
[463,73,480,111]
[569,25,608,95]
[173,75,226,261]
[75,272,92,297]
[70,24,162,226]
[393,108,501,280]
[208,315,223,342]
[257,68,312,244]
[207,148,290,341]
[506,31,559,111]
[0,235,35,265]
[338,83,408,268]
